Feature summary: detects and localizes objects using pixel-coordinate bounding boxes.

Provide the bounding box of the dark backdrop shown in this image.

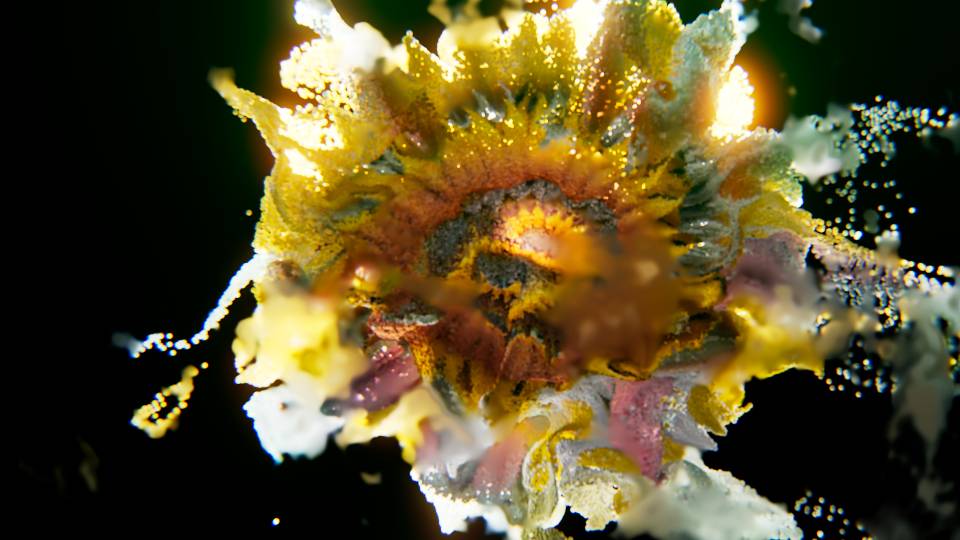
[25,0,958,537]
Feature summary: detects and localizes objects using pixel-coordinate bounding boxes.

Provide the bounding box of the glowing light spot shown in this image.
[567,0,608,56]
[711,65,755,139]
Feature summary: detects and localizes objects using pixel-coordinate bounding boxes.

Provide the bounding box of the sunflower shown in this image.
[129,1,959,538]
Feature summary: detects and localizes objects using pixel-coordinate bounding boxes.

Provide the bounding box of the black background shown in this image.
[23,0,959,537]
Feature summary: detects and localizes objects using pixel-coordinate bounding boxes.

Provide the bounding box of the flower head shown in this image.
[128,1,959,538]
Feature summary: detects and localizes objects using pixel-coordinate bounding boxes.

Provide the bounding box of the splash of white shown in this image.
[722,0,758,41]
[294,0,350,39]
[781,105,860,184]
[294,0,391,72]
[778,0,823,43]
[244,380,345,463]
[618,449,801,539]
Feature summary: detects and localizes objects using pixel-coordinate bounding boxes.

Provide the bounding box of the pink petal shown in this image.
[349,341,421,410]
[609,377,674,479]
